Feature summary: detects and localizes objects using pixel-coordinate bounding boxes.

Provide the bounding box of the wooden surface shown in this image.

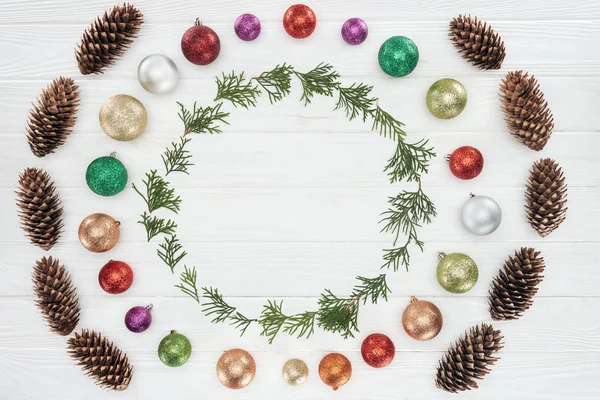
[1,0,599,399]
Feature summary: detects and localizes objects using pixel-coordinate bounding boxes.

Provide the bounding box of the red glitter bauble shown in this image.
[181,19,221,65]
[447,146,484,180]
[98,260,133,294]
[360,333,395,368]
[283,4,317,39]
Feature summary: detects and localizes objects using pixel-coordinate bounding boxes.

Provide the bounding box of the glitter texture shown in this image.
[181,22,221,65]
[98,260,133,294]
[378,36,419,77]
[125,305,152,333]
[283,4,317,39]
[402,298,443,341]
[341,18,368,45]
[78,213,120,253]
[437,253,479,294]
[158,330,192,367]
[426,78,467,119]
[86,155,128,196]
[234,13,261,41]
[282,359,309,386]
[361,333,395,368]
[99,94,147,141]
[318,353,352,391]
[448,146,484,180]
[217,349,256,389]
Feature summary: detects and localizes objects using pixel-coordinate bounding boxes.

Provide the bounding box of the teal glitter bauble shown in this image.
[158,330,192,367]
[86,154,128,196]
[378,36,419,77]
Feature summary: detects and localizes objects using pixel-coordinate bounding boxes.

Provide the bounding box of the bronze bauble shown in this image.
[78,213,120,252]
[402,297,443,341]
[282,358,309,386]
[318,353,352,391]
[216,348,256,389]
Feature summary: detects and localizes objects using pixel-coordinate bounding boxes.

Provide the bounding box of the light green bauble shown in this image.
[85,153,128,196]
[378,36,419,77]
[436,252,478,294]
[426,78,467,119]
[158,330,192,367]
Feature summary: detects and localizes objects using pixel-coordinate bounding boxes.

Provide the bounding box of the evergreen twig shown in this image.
[137,212,177,242]
[385,139,436,183]
[372,106,407,141]
[132,170,181,214]
[157,235,187,273]
[162,136,194,176]
[178,101,230,135]
[201,287,256,336]
[293,63,341,105]
[335,83,377,122]
[253,63,294,104]
[215,71,261,109]
[175,266,199,303]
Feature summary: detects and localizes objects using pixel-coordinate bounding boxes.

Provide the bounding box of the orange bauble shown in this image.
[318,353,352,390]
[283,4,317,39]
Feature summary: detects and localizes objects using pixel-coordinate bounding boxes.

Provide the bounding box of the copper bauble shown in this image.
[98,260,133,294]
[361,333,395,368]
[282,358,309,386]
[78,213,120,252]
[447,146,484,180]
[402,297,443,341]
[283,4,317,39]
[318,353,352,391]
[216,348,256,389]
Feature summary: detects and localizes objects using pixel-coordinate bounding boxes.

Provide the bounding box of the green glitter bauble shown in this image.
[378,36,419,77]
[436,252,478,294]
[158,330,192,367]
[86,154,128,196]
[426,78,467,119]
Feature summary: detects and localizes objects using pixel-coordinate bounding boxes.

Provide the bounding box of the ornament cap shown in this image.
[146,304,153,311]
[470,192,476,198]
[170,329,177,335]
[438,252,447,260]
[195,18,202,26]
[410,296,419,303]
[110,151,118,158]
[445,154,451,161]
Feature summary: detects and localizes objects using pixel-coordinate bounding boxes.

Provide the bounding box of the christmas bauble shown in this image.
[86,153,128,196]
[98,260,133,294]
[378,36,419,77]
[78,213,120,253]
[234,13,261,41]
[360,333,395,368]
[125,305,152,333]
[158,330,192,367]
[217,349,256,389]
[460,195,502,235]
[181,19,220,65]
[426,78,467,119]
[283,4,317,39]
[341,18,368,45]
[137,54,179,94]
[447,146,484,180]
[402,297,443,341]
[282,359,309,386]
[99,95,147,141]
[318,353,352,391]
[437,252,478,294]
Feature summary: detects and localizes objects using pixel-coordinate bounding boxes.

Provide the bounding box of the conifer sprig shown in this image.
[253,63,294,104]
[162,136,193,176]
[215,71,261,109]
[201,287,256,336]
[178,102,230,135]
[293,62,341,105]
[157,235,187,273]
[133,170,181,214]
[335,83,377,122]
[138,212,177,242]
[175,266,199,302]
[385,139,436,183]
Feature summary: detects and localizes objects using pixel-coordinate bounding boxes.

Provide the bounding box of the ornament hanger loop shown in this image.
[195,18,202,26]
[410,296,418,303]
[146,304,153,311]
[110,151,118,158]
[438,252,446,260]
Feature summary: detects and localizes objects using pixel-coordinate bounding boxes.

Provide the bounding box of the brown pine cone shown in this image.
[449,14,506,70]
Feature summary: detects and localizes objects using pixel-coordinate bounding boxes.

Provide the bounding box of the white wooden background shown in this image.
[1,0,599,399]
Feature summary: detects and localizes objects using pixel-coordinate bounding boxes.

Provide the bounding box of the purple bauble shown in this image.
[234,13,261,41]
[341,17,368,45]
[125,305,152,333]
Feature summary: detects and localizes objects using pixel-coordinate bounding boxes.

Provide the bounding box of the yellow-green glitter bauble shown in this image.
[99,94,147,141]
[86,153,128,196]
[426,78,467,119]
[437,252,478,293]
[158,330,192,367]
[378,36,419,77]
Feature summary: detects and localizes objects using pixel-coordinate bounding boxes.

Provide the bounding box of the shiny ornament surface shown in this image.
[99,94,147,141]
[283,4,317,39]
[378,36,419,77]
[282,359,309,386]
[217,349,256,389]
[137,54,179,94]
[437,252,479,294]
[125,305,152,333]
[447,146,484,180]
[158,330,192,367]
[181,20,220,65]
[360,333,395,368]
[402,297,443,341]
[86,154,128,196]
[461,195,502,235]
[341,18,368,45]
[98,260,133,294]
[78,213,120,253]
[234,13,261,41]
[426,78,467,119]
[318,353,352,390]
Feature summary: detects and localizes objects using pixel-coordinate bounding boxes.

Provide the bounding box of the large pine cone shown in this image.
[16,168,64,251]
[489,248,545,320]
[75,3,144,75]
[449,15,506,70]
[525,158,567,237]
[67,329,133,391]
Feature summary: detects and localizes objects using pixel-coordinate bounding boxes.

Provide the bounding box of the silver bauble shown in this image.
[137,54,179,94]
[460,195,502,235]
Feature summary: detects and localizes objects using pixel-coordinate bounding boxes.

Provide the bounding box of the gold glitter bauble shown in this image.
[402,297,443,341]
[437,252,479,293]
[216,349,256,390]
[426,78,467,119]
[318,353,352,391]
[99,94,147,141]
[78,213,120,253]
[282,359,309,386]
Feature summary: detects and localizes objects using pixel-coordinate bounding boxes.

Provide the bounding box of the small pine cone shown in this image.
[489,248,545,321]
[67,329,133,391]
[449,15,506,70]
[16,168,64,251]
[75,3,144,75]
[500,71,554,151]
[26,77,80,157]
[436,323,504,393]
[526,158,567,237]
[32,257,80,336]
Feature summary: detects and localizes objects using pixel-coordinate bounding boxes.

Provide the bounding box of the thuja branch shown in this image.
[258,301,316,344]
[132,170,181,213]
[138,212,177,242]
[385,139,436,183]
[201,287,256,336]
[178,101,230,135]
[162,136,193,176]
[157,235,187,273]
[215,71,261,109]
[253,63,294,104]
[335,83,377,122]
[175,266,199,303]
[293,62,341,105]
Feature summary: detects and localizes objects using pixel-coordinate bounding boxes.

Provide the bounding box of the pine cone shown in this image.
[75,3,144,75]
[449,15,506,70]
[67,329,133,391]
[32,257,80,336]
[16,168,64,251]
[26,77,80,158]
[526,158,567,237]
[500,71,554,151]
[436,323,504,393]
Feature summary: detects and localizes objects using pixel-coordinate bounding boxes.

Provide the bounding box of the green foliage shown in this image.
[157,235,187,273]
[335,83,377,122]
[253,63,294,104]
[178,101,230,135]
[132,170,181,214]
[293,62,341,105]
[215,71,261,109]
[175,266,199,302]
[162,136,194,176]
[257,301,317,344]
[137,212,177,242]
[371,106,407,141]
[201,287,256,336]
[385,139,436,183]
